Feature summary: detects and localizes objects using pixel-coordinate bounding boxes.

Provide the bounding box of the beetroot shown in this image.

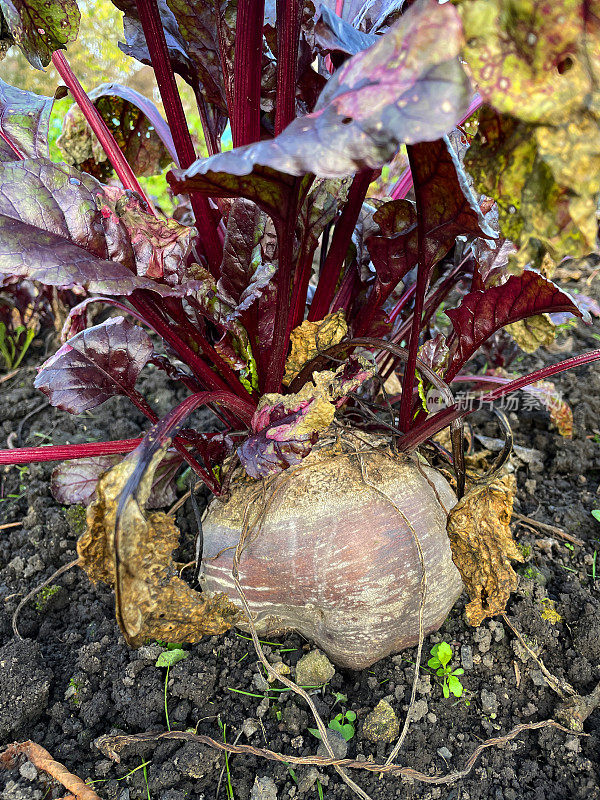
[201,435,461,669]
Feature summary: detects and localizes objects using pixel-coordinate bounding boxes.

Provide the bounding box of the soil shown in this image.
[1,274,600,800]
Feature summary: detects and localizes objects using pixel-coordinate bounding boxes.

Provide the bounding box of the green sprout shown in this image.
[427,642,464,699]
[0,321,36,372]
[155,644,188,731]
[308,709,357,742]
[331,691,348,710]
[591,510,600,523]
[67,676,83,706]
[217,716,234,800]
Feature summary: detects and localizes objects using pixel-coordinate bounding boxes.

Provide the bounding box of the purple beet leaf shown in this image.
[34,316,154,413]
[445,271,588,380]
[315,6,377,67]
[217,199,265,305]
[51,455,121,505]
[0,0,80,69]
[169,0,471,183]
[51,448,183,507]
[0,158,196,296]
[57,82,178,180]
[406,137,494,270]
[0,77,54,161]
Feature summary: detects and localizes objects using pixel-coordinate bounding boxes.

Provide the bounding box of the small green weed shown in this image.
[155,644,188,731]
[217,716,234,800]
[331,691,348,710]
[67,677,83,706]
[65,504,87,536]
[308,709,357,742]
[0,322,36,372]
[427,642,464,699]
[518,542,532,560]
[0,464,29,503]
[86,758,152,788]
[33,584,60,611]
[141,757,152,800]
[592,510,600,523]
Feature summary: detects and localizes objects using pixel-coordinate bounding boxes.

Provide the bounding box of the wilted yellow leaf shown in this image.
[505,314,556,353]
[446,473,523,626]
[283,311,347,386]
[382,371,403,397]
[78,448,238,647]
[526,380,574,438]
[459,0,600,265]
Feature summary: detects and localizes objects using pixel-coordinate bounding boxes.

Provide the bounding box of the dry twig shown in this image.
[0,368,19,385]
[0,740,100,800]
[556,682,600,732]
[0,521,22,531]
[502,614,576,701]
[12,558,80,639]
[95,719,577,783]
[512,513,584,547]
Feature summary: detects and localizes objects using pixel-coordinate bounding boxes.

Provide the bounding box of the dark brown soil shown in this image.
[1,277,600,800]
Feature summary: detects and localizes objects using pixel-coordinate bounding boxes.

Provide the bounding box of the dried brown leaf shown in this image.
[283,311,348,386]
[446,473,523,626]
[78,450,238,647]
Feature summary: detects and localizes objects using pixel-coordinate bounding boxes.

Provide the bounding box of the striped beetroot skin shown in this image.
[201,438,463,669]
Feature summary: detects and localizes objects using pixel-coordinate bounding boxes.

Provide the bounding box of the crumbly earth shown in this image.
[1,279,600,800]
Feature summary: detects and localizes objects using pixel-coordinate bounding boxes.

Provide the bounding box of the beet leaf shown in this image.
[34,316,154,413]
[445,271,588,380]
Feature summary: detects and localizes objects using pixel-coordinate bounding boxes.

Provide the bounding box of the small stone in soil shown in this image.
[266,660,291,682]
[18,762,38,781]
[281,702,309,735]
[242,718,260,738]
[317,729,348,760]
[530,669,547,687]
[474,627,492,653]
[461,645,474,670]
[296,767,320,794]
[480,689,499,716]
[410,698,428,722]
[361,699,400,743]
[489,620,505,641]
[257,697,269,718]
[295,650,335,686]
[253,672,270,692]
[437,746,453,760]
[251,775,278,800]
[172,742,220,779]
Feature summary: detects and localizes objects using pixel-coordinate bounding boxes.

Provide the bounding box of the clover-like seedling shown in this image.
[156,644,188,731]
[308,709,357,742]
[427,641,464,699]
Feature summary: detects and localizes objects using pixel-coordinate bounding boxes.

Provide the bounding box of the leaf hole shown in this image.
[557,57,573,74]
[341,117,353,125]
